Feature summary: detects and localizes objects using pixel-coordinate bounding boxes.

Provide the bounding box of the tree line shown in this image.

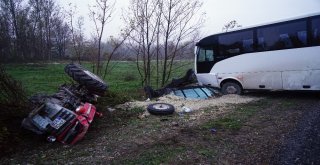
[0,0,67,62]
[0,0,204,87]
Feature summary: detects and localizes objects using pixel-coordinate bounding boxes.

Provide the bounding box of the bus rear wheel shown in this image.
[221,82,242,95]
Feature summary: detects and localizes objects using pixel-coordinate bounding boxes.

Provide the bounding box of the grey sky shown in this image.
[58,0,320,39]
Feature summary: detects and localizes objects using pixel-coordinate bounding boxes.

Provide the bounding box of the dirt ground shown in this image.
[1,92,320,164]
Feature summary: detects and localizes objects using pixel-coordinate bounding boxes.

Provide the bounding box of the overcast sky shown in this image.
[58,0,320,40]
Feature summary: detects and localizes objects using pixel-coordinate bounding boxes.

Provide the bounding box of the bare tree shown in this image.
[102,28,133,79]
[29,0,57,60]
[0,0,67,62]
[52,17,70,59]
[89,0,115,75]
[124,0,204,87]
[2,0,26,61]
[0,1,13,62]
[67,4,86,63]
[222,20,242,32]
[123,0,159,86]
[159,0,203,86]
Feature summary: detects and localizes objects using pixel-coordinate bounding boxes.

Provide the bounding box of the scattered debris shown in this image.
[171,122,179,127]
[182,106,192,113]
[107,107,116,112]
[138,111,150,119]
[144,69,197,99]
[210,128,217,134]
[117,94,260,114]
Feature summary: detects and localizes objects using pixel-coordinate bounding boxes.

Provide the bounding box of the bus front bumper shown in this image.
[196,73,219,88]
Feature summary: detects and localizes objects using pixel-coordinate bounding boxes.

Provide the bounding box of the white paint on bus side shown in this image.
[196,46,320,91]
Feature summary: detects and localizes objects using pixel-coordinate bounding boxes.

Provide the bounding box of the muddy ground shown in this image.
[1,92,320,164]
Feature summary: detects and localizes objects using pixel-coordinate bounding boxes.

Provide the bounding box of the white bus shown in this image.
[195,13,320,94]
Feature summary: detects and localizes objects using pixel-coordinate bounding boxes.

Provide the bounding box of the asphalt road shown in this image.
[273,99,320,164]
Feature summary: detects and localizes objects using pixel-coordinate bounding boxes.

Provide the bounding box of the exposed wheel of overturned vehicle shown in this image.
[65,63,108,96]
[147,103,175,115]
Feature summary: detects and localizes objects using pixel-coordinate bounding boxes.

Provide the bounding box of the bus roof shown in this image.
[196,12,320,47]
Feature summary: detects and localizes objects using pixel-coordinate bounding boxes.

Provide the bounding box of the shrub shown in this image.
[0,65,28,108]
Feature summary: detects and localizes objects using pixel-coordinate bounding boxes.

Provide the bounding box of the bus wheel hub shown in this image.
[226,86,237,94]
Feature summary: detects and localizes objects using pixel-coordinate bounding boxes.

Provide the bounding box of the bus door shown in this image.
[196,47,215,73]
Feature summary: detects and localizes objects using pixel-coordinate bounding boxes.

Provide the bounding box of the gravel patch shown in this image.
[116,94,261,112]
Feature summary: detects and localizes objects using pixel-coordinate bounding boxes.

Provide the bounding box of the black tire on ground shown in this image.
[147,103,175,115]
[65,63,108,96]
[221,82,242,95]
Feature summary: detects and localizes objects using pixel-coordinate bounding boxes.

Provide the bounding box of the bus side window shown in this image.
[258,20,306,50]
[279,34,293,48]
[257,37,266,51]
[242,39,254,52]
[312,17,320,45]
[219,30,253,56]
[297,31,307,46]
[314,29,320,45]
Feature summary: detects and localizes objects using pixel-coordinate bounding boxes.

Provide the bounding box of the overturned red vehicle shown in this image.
[22,63,107,145]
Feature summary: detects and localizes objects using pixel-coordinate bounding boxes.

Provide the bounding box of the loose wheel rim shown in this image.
[152,103,170,110]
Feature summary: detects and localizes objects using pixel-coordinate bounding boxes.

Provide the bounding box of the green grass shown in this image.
[4,61,193,98]
[114,144,185,165]
[201,100,269,131]
[5,64,69,96]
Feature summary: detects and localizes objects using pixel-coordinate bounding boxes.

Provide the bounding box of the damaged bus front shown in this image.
[195,13,320,94]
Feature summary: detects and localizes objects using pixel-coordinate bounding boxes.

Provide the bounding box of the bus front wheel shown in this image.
[221,82,242,95]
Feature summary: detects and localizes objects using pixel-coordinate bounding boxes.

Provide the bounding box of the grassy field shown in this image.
[2,61,320,163]
[4,61,194,98]
[0,60,194,156]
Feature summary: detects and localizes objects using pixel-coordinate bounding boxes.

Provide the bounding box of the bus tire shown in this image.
[221,82,242,95]
[147,103,175,115]
[65,63,108,96]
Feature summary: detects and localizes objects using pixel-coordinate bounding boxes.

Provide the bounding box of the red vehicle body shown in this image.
[56,103,101,144]
[22,102,102,144]
[22,64,107,145]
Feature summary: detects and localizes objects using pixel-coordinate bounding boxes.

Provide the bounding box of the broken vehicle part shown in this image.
[147,103,175,115]
[22,103,77,135]
[143,68,217,99]
[22,63,106,145]
[173,86,216,99]
[144,69,196,98]
[164,69,196,88]
[65,63,108,96]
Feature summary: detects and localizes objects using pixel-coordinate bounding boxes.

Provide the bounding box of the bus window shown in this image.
[257,37,266,51]
[197,48,214,62]
[206,50,214,61]
[218,30,253,56]
[312,17,320,45]
[280,34,293,48]
[297,31,307,46]
[198,49,206,62]
[243,39,254,52]
[257,20,307,50]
